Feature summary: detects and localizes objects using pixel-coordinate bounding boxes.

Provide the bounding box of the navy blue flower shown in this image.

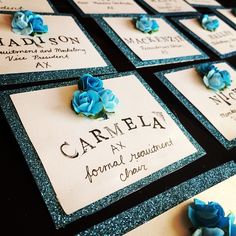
[200,14,219,31]
[78,74,104,92]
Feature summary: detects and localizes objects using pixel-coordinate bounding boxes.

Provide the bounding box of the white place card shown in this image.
[0,0,54,13]
[0,13,113,84]
[143,0,196,14]
[70,0,146,15]
[178,15,236,58]
[10,72,202,216]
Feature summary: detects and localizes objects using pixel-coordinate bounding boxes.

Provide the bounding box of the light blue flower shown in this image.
[196,63,231,92]
[79,74,104,92]
[192,227,225,236]
[72,90,103,117]
[228,213,236,236]
[188,199,229,228]
[200,14,219,31]
[99,89,119,112]
[12,10,48,36]
[135,15,159,33]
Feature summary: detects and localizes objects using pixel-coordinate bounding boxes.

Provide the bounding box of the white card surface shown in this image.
[0,0,54,13]
[125,175,236,235]
[164,62,236,141]
[0,14,107,75]
[71,0,146,14]
[217,9,236,25]
[103,17,201,61]
[179,16,236,55]
[185,0,221,6]
[143,0,196,13]
[10,74,197,214]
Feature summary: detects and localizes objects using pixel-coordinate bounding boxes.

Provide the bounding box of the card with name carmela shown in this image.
[0,0,55,13]
[68,0,146,16]
[156,61,236,149]
[215,8,236,30]
[95,15,207,68]
[174,15,236,58]
[184,0,221,8]
[140,0,197,15]
[77,161,236,235]
[0,13,115,85]
[0,71,204,228]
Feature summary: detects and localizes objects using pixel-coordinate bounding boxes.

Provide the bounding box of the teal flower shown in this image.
[200,14,219,31]
[12,11,48,36]
[135,15,159,33]
[192,227,225,236]
[99,89,119,113]
[72,90,103,118]
[78,74,104,92]
[196,63,232,92]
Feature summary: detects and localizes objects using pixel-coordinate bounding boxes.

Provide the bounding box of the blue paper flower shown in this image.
[78,74,104,92]
[196,63,232,92]
[135,15,159,33]
[192,227,225,236]
[72,74,119,119]
[99,89,119,113]
[12,10,48,36]
[72,90,103,118]
[200,14,219,31]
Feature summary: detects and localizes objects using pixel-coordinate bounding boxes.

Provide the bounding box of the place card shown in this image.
[215,8,236,29]
[141,0,197,14]
[68,0,146,16]
[0,71,205,228]
[156,61,236,149]
[0,0,55,13]
[77,161,236,235]
[175,15,236,58]
[95,15,207,68]
[0,13,115,85]
[184,0,221,8]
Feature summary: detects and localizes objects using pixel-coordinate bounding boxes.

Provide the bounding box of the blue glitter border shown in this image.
[136,0,199,16]
[0,71,205,228]
[94,15,208,68]
[213,8,236,30]
[0,0,57,13]
[155,61,236,149]
[0,13,116,86]
[67,0,147,17]
[78,161,236,235]
[172,14,236,59]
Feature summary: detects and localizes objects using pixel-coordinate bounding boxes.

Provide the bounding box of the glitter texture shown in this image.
[0,71,205,228]
[155,61,236,149]
[173,15,236,59]
[78,161,236,235]
[94,15,208,68]
[0,13,116,86]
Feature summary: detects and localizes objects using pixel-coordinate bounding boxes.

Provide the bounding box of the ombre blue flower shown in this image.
[99,89,119,113]
[12,10,48,36]
[78,74,104,92]
[72,90,103,118]
[135,15,159,33]
[196,63,232,92]
[200,14,219,31]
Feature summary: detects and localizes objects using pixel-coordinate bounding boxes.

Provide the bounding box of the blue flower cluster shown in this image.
[135,15,159,34]
[12,11,48,36]
[72,74,119,119]
[188,199,236,236]
[200,14,219,31]
[196,63,231,92]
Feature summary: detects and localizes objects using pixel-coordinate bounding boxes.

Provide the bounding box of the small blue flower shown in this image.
[188,199,229,228]
[135,15,159,33]
[99,89,119,113]
[72,90,103,117]
[200,14,219,31]
[196,63,232,92]
[12,10,48,36]
[79,74,104,92]
[192,227,225,236]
